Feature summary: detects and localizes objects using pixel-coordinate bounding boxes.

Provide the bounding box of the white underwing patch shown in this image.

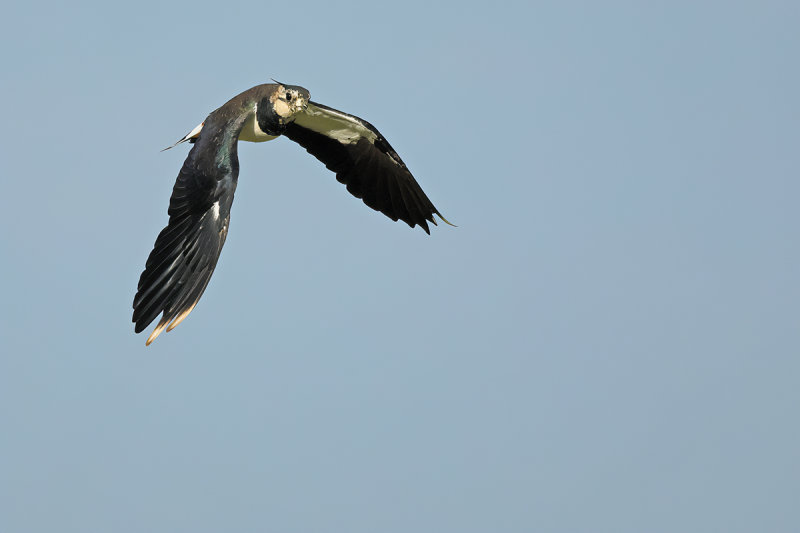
[295,103,378,145]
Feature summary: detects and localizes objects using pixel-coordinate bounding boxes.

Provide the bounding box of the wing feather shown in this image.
[283,101,448,233]
[132,116,239,344]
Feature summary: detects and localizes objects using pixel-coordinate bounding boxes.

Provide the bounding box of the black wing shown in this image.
[283,101,450,234]
[133,118,239,345]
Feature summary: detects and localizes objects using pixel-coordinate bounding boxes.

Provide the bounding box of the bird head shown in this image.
[271,83,309,119]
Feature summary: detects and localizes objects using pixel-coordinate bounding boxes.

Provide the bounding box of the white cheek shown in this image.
[273,99,292,118]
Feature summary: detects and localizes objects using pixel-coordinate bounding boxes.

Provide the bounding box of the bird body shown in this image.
[134,82,450,345]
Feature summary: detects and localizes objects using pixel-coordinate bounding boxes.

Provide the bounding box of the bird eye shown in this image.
[286,93,293,102]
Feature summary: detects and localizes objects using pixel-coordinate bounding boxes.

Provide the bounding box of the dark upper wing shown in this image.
[283,101,450,234]
[132,118,239,345]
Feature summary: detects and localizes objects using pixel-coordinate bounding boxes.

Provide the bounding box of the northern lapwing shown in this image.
[133,82,452,345]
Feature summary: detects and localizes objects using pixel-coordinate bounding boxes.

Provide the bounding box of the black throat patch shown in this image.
[256,97,287,136]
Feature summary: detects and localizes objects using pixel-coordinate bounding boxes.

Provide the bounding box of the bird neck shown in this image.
[256,96,288,136]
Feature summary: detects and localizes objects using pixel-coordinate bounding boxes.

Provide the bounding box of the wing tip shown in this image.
[145,319,169,346]
[415,211,455,234]
[435,211,457,228]
[166,303,198,332]
[137,301,200,345]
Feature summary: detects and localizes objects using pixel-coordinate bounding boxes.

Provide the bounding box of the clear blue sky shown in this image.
[1,1,798,532]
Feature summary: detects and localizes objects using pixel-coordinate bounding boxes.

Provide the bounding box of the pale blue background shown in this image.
[1,1,798,532]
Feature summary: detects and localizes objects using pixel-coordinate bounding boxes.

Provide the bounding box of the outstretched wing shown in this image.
[133,119,239,345]
[283,101,449,234]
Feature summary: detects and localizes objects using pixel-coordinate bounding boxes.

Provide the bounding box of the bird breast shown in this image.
[238,105,278,143]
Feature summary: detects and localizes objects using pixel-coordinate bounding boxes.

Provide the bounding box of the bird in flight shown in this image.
[132,82,451,345]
